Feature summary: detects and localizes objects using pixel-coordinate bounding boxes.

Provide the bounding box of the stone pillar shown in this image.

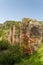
[6,28,12,44]
[12,25,17,44]
[20,18,32,54]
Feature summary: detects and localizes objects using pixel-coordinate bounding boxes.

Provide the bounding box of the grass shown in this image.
[18,43,43,65]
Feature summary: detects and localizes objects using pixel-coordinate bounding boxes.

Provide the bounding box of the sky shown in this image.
[0,0,43,23]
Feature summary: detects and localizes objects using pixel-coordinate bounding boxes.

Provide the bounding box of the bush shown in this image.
[8,45,22,63]
[0,42,21,65]
[0,39,9,51]
[0,51,15,65]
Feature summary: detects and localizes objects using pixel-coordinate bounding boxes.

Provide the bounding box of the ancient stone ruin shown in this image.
[6,18,42,54]
[6,25,19,45]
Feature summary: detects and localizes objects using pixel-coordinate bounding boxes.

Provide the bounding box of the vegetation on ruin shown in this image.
[0,20,43,65]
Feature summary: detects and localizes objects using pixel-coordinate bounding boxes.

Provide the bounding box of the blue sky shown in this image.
[0,0,43,23]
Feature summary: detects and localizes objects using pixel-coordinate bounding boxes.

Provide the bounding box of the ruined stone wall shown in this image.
[6,18,42,54]
[6,28,12,44]
[20,18,42,54]
[6,25,19,45]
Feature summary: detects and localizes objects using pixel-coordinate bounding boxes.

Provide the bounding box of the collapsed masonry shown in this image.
[6,18,42,54]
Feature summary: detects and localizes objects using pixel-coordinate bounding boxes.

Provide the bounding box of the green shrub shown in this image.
[0,39,9,51]
[0,43,21,65]
[8,45,22,63]
[0,51,15,65]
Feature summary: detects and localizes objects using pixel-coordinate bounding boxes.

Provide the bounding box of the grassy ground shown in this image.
[18,43,43,65]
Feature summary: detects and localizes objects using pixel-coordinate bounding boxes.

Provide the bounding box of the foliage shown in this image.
[3,20,20,30]
[0,39,9,51]
[0,40,21,65]
[18,43,43,65]
[0,39,43,65]
[0,20,20,39]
